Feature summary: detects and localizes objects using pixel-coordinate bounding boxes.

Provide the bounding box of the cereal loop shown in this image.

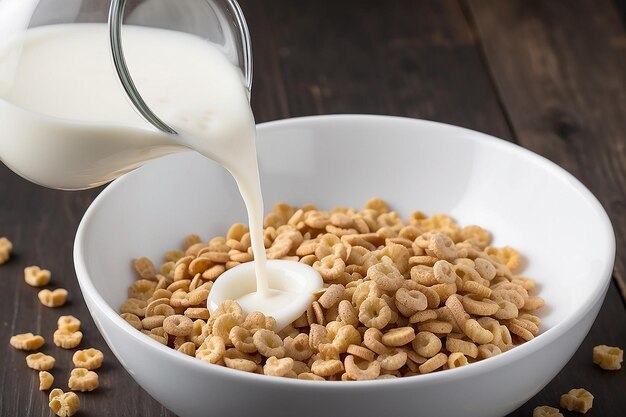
[412,331,442,358]
[395,288,428,317]
[72,348,104,370]
[196,335,226,364]
[264,356,294,377]
[418,352,447,374]
[253,329,285,358]
[332,325,361,353]
[284,333,313,361]
[367,259,404,292]
[377,349,408,371]
[163,314,193,337]
[446,337,478,359]
[427,233,457,261]
[433,260,457,284]
[447,352,468,369]
[464,319,493,344]
[382,327,415,347]
[462,294,499,316]
[358,297,392,329]
[344,355,380,380]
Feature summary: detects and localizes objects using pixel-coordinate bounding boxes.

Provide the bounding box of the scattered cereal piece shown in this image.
[57,316,81,333]
[24,266,51,287]
[39,371,54,390]
[533,405,563,417]
[9,333,45,351]
[592,344,623,370]
[0,237,12,264]
[133,257,156,279]
[68,368,99,392]
[38,289,68,307]
[344,354,380,380]
[120,312,142,330]
[560,388,593,414]
[72,348,104,370]
[263,356,294,377]
[26,352,55,371]
[53,329,83,349]
[49,388,80,417]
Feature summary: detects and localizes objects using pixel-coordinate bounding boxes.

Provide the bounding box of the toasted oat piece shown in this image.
[592,344,623,370]
[560,388,593,414]
[24,265,51,287]
[532,406,563,417]
[68,368,99,392]
[39,371,54,391]
[0,237,12,264]
[26,352,55,371]
[49,388,79,417]
[9,333,45,351]
[38,289,68,307]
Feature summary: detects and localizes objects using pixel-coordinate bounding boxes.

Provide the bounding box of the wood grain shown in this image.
[465,0,626,299]
[245,0,513,139]
[0,1,624,416]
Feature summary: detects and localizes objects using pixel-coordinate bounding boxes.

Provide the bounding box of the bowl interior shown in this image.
[77,115,614,340]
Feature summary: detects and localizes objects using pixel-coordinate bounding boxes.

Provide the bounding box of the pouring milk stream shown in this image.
[0,23,322,330]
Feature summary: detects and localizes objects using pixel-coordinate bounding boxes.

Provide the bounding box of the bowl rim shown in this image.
[74,114,616,389]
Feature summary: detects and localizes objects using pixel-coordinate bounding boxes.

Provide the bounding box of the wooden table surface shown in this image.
[1,1,625,416]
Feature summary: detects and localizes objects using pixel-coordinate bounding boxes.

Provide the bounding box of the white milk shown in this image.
[0,23,321,315]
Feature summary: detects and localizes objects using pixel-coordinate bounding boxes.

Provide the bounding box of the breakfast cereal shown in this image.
[24,265,51,287]
[38,288,69,307]
[0,237,12,264]
[592,344,623,370]
[49,389,80,417]
[119,199,547,381]
[72,348,104,370]
[39,371,54,390]
[560,388,593,413]
[10,333,45,351]
[68,368,99,392]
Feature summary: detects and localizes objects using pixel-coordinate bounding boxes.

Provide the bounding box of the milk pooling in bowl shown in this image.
[0,23,322,328]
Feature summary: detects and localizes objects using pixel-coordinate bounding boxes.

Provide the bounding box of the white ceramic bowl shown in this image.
[74,115,615,417]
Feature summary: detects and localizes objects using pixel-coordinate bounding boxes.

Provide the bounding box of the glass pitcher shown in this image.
[0,0,252,190]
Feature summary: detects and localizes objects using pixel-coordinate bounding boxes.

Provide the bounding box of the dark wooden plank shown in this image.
[465,0,626,300]
[507,280,626,416]
[244,0,513,139]
[1,1,624,416]
[614,0,626,23]
[0,167,173,417]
